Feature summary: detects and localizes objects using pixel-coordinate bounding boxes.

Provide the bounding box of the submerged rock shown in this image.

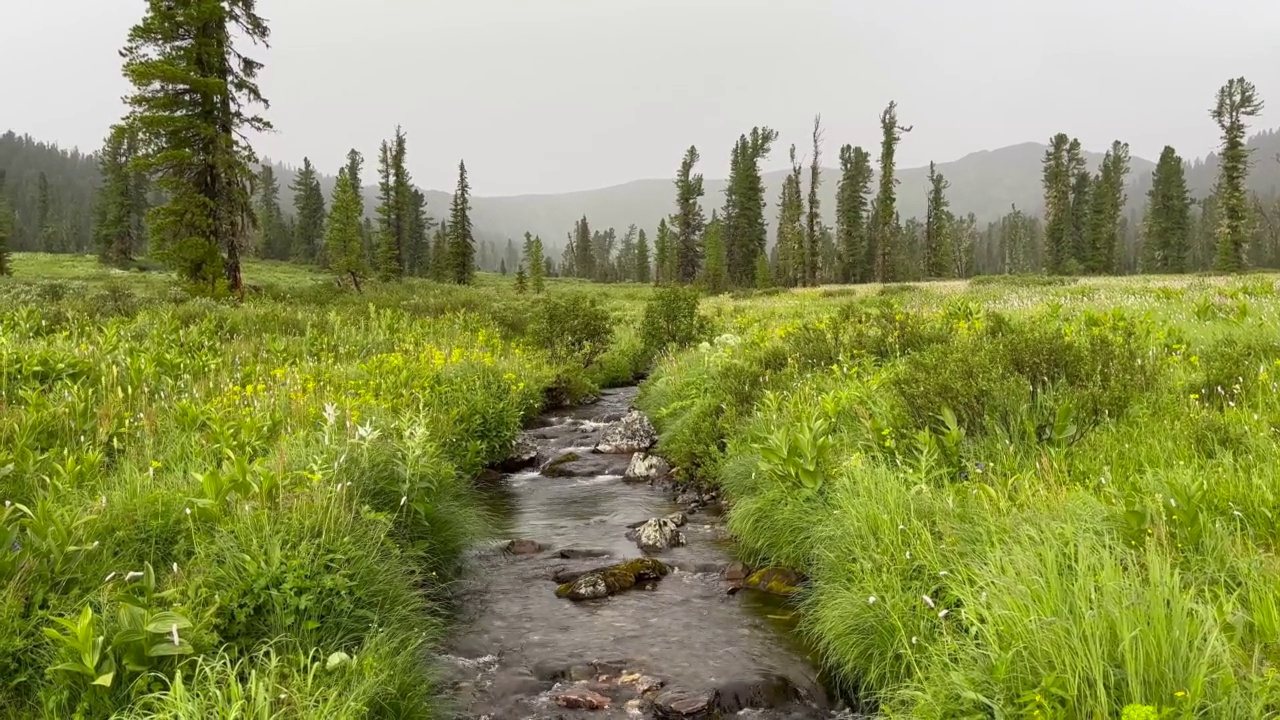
[623,452,671,481]
[540,451,629,478]
[557,548,612,560]
[626,517,686,553]
[495,434,540,472]
[741,567,804,596]
[504,539,543,555]
[665,511,688,527]
[652,688,718,718]
[595,410,657,454]
[554,557,671,601]
[554,687,611,710]
[723,561,752,583]
[715,673,809,713]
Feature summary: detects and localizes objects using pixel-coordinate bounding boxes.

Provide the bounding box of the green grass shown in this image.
[638,273,1280,718]
[0,254,656,718]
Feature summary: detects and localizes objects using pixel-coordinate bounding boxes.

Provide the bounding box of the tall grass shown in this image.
[639,276,1280,717]
[0,256,653,718]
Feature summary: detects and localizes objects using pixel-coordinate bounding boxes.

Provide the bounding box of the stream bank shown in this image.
[440,387,855,719]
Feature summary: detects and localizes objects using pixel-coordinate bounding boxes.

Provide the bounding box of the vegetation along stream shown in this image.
[443,387,850,719]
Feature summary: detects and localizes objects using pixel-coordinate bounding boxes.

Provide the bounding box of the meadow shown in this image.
[5,253,1280,719]
[640,272,1280,718]
[0,254,647,718]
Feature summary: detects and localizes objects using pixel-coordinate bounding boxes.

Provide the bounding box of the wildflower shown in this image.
[938,570,948,577]
[905,551,912,560]
[323,402,339,426]
[400,496,408,507]
[100,496,107,508]
[938,609,950,619]
[1174,690,1187,698]
[104,572,117,583]
[170,624,180,646]
[867,596,877,605]
[922,595,935,609]
[173,562,179,573]
[911,636,919,645]
[125,571,144,582]
[184,507,191,516]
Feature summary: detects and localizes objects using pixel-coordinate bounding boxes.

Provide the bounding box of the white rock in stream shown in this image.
[595,410,657,454]
[629,517,686,552]
[624,452,671,480]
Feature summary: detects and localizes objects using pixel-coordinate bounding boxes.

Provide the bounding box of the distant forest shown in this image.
[5,113,1280,281]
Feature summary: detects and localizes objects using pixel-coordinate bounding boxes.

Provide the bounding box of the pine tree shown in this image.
[0,171,12,276]
[776,146,805,287]
[952,212,978,278]
[573,215,595,279]
[448,160,475,284]
[1041,134,1073,274]
[754,253,772,289]
[405,188,431,276]
[94,124,145,266]
[873,102,911,283]
[1068,167,1091,268]
[634,228,651,284]
[291,158,325,264]
[722,127,778,287]
[1141,146,1193,273]
[924,161,953,278]
[653,218,671,285]
[391,127,414,274]
[324,167,368,291]
[524,232,546,293]
[999,204,1035,274]
[701,212,727,292]
[120,0,271,293]
[673,146,706,284]
[253,163,286,259]
[514,265,528,293]
[835,144,873,283]
[1211,77,1265,272]
[1083,140,1131,274]
[805,115,824,286]
[430,221,450,281]
[617,224,637,282]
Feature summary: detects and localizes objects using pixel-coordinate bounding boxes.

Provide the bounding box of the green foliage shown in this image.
[1142,146,1193,273]
[873,102,911,283]
[634,228,651,284]
[324,167,368,290]
[1212,77,1265,272]
[1084,140,1132,274]
[529,291,614,368]
[775,146,806,287]
[700,214,727,293]
[291,158,326,265]
[639,286,710,363]
[447,160,475,285]
[672,146,706,284]
[721,127,777,287]
[513,265,527,294]
[93,125,147,267]
[0,174,12,277]
[836,145,873,283]
[924,161,953,279]
[525,234,545,293]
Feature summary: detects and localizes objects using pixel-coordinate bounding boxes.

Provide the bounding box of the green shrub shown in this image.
[529,291,613,368]
[639,286,710,362]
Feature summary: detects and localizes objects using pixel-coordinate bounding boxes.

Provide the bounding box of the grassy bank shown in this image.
[639,274,1280,718]
[0,255,650,718]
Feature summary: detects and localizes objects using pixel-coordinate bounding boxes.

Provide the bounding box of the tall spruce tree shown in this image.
[1083,140,1131,274]
[253,164,287,259]
[1141,146,1193,273]
[873,102,911,283]
[617,224,637,282]
[775,146,806,287]
[526,232,546,293]
[1211,77,1265,272]
[448,159,475,284]
[924,161,953,278]
[805,115,824,285]
[1041,134,1073,274]
[653,218,671,285]
[325,167,368,291]
[94,124,146,266]
[722,126,778,287]
[673,146,706,284]
[701,212,727,292]
[1068,166,1092,267]
[430,220,450,281]
[635,228,651,284]
[573,215,595,279]
[120,0,271,293]
[290,158,325,264]
[835,144,873,283]
[373,127,415,279]
[405,188,431,276]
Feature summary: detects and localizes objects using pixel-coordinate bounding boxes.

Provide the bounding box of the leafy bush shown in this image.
[528,291,613,368]
[639,286,710,363]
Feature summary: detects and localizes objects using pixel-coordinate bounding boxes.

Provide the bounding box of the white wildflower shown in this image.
[322,403,339,426]
[867,596,877,605]
[911,636,919,645]
[104,572,117,583]
[922,595,935,609]
[173,562,179,573]
[938,609,950,619]
[170,624,180,645]
[400,496,408,507]
[185,507,192,516]
[125,571,144,582]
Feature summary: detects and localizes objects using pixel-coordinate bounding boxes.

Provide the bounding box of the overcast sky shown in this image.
[5,0,1279,196]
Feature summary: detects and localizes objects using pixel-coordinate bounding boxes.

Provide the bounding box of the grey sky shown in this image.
[5,0,1279,196]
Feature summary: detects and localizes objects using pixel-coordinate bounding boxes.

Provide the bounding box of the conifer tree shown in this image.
[1211,77,1264,272]
[805,115,824,286]
[524,232,547,293]
[561,232,577,279]
[952,212,978,278]
[406,188,432,276]
[835,144,873,283]
[514,265,528,293]
[1068,167,1091,267]
[1041,134,1073,273]
[776,146,806,287]
[448,160,475,284]
[924,161,953,278]
[120,0,272,293]
[999,204,1035,273]
[653,219,671,285]
[754,253,772,289]
[253,163,286,259]
[0,171,12,276]
[573,215,595,279]
[617,224,637,282]
[873,102,911,283]
[430,221,450,281]
[94,124,146,266]
[635,228,651,284]
[324,167,368,291]
[673,146,706,284]
[391,127,414,274]
[291,158,325,264]
[722,127,778,286]
[345,150,365,217]
[701,212,727,293]
[1141,145,1193,273]
[1083,140,1131,274]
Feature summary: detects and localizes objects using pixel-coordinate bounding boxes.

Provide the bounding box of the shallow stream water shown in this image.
[441,387,854,719]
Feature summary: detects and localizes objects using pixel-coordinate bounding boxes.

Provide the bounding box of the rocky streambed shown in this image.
[441,387,854,719]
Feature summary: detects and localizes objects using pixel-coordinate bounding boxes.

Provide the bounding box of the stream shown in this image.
[442,387,852,719]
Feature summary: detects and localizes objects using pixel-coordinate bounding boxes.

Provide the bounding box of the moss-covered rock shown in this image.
[555,557,671,601]
[741,567,803,597]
